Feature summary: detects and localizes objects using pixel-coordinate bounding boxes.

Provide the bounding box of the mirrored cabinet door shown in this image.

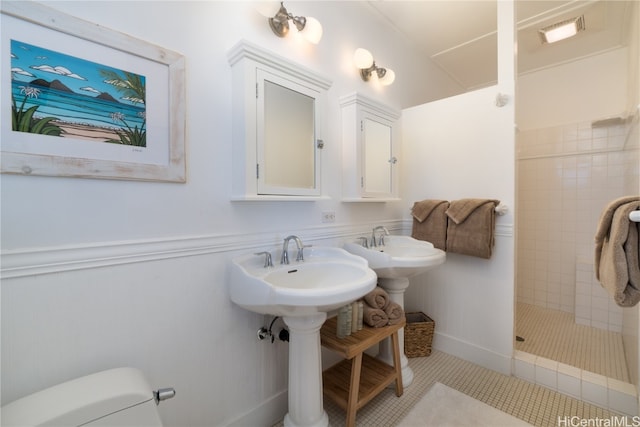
[257,70,319,196]
[227,40,331,200]
[362,115,394,196]
[340,93,400,201]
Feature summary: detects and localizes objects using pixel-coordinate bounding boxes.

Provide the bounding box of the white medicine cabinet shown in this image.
[340,93,401,201]
[227,40,332,200]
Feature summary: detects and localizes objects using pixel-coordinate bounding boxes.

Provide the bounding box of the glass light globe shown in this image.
[353,48,373,69]
[301,17,323,44]
[379,68,395,86]
[255,1,282,18]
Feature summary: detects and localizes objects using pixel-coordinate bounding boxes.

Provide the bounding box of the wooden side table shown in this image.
[320,316,405,427]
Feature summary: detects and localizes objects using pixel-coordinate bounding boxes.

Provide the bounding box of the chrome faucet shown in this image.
[281,235,304,264]
[357,236,369,248]
[371,226,389,248]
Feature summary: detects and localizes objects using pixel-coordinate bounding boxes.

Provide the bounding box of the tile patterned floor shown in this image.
[273,303,632,426]
[515,302,629,382]
[273,350,615,427]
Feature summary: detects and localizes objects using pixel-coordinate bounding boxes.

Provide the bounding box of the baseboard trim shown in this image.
[223,389,288,427]
[433,331,512,375]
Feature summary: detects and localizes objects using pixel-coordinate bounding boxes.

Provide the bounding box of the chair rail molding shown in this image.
[1,220,405,278]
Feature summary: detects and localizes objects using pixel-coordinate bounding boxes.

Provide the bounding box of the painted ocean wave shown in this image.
[11,80,145,132]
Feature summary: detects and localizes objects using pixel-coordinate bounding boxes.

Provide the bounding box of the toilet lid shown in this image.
[1,368,155,426]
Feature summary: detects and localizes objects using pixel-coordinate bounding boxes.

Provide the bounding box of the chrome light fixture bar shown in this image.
[353,48,395,86]
[539,16,585,44]
[268,2,323,44]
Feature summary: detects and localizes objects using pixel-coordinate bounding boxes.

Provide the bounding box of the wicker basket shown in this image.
[404,312,434,357]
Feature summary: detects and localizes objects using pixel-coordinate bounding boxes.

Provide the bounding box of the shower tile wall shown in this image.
[517,118,639,333]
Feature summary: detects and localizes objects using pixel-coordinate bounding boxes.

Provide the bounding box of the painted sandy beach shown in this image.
[54,121,120,143]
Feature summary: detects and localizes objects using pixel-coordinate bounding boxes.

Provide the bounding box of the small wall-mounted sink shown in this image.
[230,244,377,427]
[344,235,445,279]
[229,246,377,317]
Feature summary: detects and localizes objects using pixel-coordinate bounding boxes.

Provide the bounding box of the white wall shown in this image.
[0,2,463,426]
[627,0,640,114]
[401,87,516,374]
[400,2,516,374]
[517,48,629,131]
[1,1,465,252]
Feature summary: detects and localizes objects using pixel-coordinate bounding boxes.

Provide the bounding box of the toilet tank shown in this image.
[1,367,167,426]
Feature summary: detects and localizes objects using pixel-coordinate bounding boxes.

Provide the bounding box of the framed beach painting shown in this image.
[1,1,186,182]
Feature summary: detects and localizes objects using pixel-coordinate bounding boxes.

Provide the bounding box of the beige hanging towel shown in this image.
[594,196,640,307]
[445,199,500,259]
[411,199,449,250]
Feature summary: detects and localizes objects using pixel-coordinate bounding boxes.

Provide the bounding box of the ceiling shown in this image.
[365,0,633,91]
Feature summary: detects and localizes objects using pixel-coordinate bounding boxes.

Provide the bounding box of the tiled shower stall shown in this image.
[516,115,639,333]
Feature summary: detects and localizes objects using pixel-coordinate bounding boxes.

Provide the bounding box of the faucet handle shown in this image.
[296,244,312,262]
[356,237,369,249]
[254,251,273,268]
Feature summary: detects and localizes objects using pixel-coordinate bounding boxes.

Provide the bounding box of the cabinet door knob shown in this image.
[389,157,398,164]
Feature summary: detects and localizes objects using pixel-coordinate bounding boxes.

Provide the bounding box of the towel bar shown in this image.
[630,211,640,222]
[494,203,508,216]
[408,202,509,215]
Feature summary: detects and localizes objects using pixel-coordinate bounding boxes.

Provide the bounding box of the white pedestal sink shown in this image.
[229,246,376,427]
[344,235,445,387]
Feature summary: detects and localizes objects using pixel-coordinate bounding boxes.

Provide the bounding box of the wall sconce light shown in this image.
[353,48,395,86]
[268,2,323,44]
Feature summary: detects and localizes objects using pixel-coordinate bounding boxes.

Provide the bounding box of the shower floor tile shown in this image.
[516,302,629,383]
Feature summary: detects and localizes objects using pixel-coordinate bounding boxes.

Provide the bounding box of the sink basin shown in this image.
[230,246,377,317]
[343,235,445,279]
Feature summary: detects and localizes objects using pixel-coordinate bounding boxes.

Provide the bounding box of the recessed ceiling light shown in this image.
[539,16,585,44]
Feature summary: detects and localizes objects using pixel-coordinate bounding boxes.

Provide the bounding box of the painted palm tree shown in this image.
[100,70,145,105]
[100,70,146,147]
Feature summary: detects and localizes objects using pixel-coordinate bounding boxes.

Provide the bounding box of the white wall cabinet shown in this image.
[340,93,401,201]
[227,40,332,200]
